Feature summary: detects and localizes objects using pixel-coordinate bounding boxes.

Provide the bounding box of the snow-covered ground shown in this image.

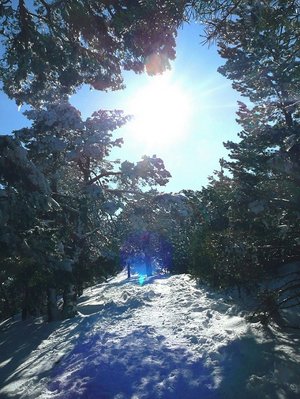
[1,272,300,399]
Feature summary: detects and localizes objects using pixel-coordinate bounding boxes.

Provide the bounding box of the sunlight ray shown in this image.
[127,72,193,150]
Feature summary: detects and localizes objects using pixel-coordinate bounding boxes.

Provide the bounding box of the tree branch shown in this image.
[88,171,122,185]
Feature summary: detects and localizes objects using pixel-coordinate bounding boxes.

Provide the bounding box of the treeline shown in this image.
[1,1,299,324]
[0,0,181,321]
[181,1,300,324]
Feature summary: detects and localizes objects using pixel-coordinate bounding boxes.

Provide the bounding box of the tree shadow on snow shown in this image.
[47,327,218,399]
[83,272,170,297]
[0,318,56,375]
[217,334,300,399]
[46,326,300,399]
[0,316,89,398]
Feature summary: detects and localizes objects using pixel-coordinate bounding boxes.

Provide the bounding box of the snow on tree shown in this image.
[9,100,172,319]
[0,0,186,105]
[186,1,300,321]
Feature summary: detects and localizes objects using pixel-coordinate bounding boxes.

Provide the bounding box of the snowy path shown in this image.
[1,273,300,399]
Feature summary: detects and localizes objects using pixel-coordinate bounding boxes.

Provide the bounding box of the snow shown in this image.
[1,272,300,399]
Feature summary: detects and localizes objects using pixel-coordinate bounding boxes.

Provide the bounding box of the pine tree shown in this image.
[188,0,300,319]
[0,0,186,105]
[118,192,190,277]
[12,100,171,319]
[0,135,52,319]
[0,0,182,320]
[217,0,300,263]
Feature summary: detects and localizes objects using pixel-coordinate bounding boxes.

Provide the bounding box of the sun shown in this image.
[127,73,192,149]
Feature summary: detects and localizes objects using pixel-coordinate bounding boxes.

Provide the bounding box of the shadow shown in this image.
[0,316,90,398]
[0,318,55,375]
[87,272,170,294]
[0,317,58,396]
[2,273,300,399]
[45,323,300,399]
[79,297,147,317]
[129,273,171,285]
[47,327,217,399]
[217,335,300,399]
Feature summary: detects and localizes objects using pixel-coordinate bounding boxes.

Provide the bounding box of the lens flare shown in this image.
[138,275,146,286]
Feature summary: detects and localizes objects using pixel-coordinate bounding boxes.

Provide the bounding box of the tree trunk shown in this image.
[22,288,29,321]
[0,285,14,319]
[47,288,61,322]
[145,254,152,277]
[62,284,77,319]
[21,287,31,320]
[127,263,131,279]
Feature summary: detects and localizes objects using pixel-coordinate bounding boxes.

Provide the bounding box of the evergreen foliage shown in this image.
[0,0,177,320]
[1,0,300,326]
[188,0,300,324]
[117,192,191,276]
[0,102,172,320]
[0,0,186,105]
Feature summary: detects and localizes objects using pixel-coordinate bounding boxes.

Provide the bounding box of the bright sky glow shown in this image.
[1,23,242,192]
[127,72,193,150]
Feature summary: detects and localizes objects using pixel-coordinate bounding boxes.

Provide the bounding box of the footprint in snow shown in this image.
[143,290,156,300]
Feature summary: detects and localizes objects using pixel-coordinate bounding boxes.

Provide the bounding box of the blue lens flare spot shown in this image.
[138,275,146,286]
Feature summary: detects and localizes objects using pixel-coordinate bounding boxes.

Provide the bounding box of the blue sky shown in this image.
[0,22,241,193]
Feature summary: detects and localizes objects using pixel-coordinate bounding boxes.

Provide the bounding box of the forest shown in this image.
[0,0,299,328]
